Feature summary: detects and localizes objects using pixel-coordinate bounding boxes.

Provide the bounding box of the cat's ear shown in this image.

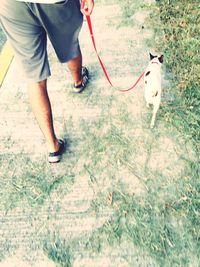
[158,55,164,63]
[149,53,155,60]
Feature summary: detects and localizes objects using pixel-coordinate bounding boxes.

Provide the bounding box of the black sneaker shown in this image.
[48,139,66,163]
[73,66,89,93]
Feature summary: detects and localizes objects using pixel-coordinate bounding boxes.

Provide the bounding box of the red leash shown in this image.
[85,14,145,92]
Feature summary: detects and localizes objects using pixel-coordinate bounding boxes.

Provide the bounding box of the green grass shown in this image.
[43,237,72,267]
[0,153,74,211]
[92,161,199,266]
[41,158,199,266]
[154,0,200,149]
[42,115,199,266]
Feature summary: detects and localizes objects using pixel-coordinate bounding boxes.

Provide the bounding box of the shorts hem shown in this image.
[26,72,51,83]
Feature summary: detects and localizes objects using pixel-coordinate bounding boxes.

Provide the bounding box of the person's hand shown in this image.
[80,0,94,16]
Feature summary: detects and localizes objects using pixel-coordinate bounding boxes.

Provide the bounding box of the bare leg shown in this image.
[67,53,82,86]
[27,79,60,152]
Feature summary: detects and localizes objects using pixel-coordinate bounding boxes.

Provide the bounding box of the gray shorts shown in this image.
[0,0,83,82]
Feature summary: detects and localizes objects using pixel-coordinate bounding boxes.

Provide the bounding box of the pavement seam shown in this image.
[0,41,13,88]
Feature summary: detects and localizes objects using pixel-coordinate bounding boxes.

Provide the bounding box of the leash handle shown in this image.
[86,14,145,92]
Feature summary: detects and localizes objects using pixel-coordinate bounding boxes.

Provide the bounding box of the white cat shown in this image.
[144,53,164,128]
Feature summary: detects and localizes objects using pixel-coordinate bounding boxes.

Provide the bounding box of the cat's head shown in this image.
[149,53,164,64]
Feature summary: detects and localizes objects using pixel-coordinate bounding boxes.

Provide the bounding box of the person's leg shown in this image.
[66,51,89,94]
[1,1,65,162]
[36,1,86,89]
[67,53,82,86]
[27,79,60,153]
